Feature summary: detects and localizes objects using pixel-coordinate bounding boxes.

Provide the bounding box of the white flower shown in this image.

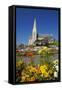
[55,65,59,71]
[54,71,58,78]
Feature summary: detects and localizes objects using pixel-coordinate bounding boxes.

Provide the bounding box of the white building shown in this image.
[28,18,54,46]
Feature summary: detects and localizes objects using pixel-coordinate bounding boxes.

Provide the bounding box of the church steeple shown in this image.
[32,18,37,43]
[28,18,37,45]
[32,18,37,34]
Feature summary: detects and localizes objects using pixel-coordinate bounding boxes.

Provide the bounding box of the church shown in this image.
[28,18,54,46]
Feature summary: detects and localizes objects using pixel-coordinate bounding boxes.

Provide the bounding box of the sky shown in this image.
[16,7,59,45]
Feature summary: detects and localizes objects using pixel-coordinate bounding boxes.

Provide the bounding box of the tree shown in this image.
[18,44,25,49]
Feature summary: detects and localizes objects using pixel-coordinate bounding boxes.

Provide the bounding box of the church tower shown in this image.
[28,18,37,45]
[32,18,37,43]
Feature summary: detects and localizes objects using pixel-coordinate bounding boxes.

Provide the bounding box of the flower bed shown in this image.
[16,46,59,82]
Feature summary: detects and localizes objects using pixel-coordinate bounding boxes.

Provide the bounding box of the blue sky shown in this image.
[16,7,59,45]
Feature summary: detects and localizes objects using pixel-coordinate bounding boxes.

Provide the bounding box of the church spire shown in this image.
[32,18,37,43]
[28,18,37,45]
[32,17,37,34]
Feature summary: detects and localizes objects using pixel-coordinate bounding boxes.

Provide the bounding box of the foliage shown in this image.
[16,46,59,82]
[50,41,59,46]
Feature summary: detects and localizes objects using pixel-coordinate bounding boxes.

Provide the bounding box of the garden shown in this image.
[16,46,59,83]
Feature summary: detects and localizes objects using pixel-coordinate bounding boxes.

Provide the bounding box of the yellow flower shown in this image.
[31,67,37,73]
[21,76,26,81]
[25,75,29,78]
[16,62,20,67]
[30,76,36,81]
[38,49,42,54]
[26,65,38,73]
[38,46,48,55]
[43,46,48,50]
[21,73,36,82]
[16,60,23,67]
[40,65,48,74]
[48,70,53,75]
[21,71,25,76]
[39,64,50,78]
[44,72,49,78]
[26,77,31,81]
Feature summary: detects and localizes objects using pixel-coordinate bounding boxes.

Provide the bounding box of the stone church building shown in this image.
[28,18,54,46]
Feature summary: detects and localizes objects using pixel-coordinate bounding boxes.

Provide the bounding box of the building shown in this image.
[34,34,54,46]
[28,18,37,45]
[28,18,54,46]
